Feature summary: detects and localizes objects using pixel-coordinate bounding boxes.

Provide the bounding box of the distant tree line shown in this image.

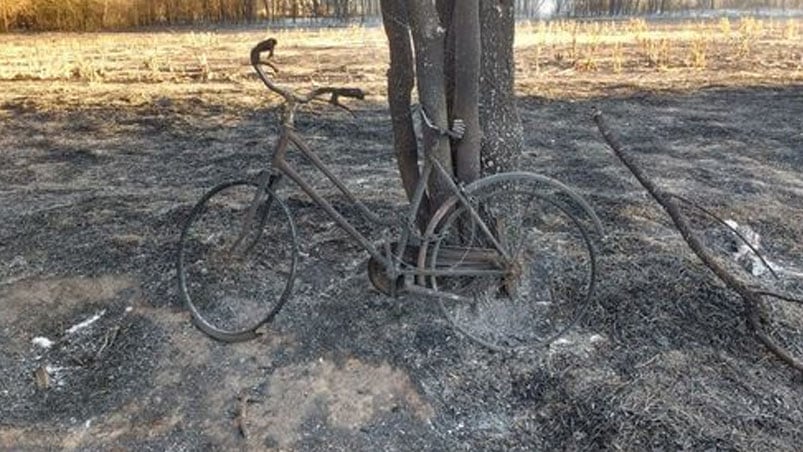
[556,0,802,16]
[0,0,381,31]
[0,0,800,32]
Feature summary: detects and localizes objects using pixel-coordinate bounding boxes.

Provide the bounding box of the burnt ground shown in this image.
[1,83,802,450]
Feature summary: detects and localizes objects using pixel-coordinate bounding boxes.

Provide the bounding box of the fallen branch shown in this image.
[592,108,803,372]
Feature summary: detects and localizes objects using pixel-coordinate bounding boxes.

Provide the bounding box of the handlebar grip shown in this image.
[250,38,277,66]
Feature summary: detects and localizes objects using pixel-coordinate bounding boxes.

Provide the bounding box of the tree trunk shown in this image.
[478,0,522,174]
[405,0,454,211]
[262,0,270,20]
[380,0,523,221]
[451,0,481,184]
[1,2,8,32]
[379,0,428,220]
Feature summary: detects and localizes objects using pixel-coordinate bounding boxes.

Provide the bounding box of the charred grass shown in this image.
[1,19,802,451]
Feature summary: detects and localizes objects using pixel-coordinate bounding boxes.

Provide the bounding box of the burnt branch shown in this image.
[308,87,365,112]
[592,108,803,373]
[250,37,276,66]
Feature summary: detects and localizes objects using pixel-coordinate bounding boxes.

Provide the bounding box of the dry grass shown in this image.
[0,25,383,82]
[1,19,802,452]
[0,25,386,113]
[515,17,803,97]
[0,17,800,107]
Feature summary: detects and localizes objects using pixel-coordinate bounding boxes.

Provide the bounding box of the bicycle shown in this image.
[176,38,604,351]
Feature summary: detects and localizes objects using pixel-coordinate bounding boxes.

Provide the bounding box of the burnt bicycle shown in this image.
[176,39,604,351]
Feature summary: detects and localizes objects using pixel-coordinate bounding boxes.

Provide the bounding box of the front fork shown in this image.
[230,170,283,256]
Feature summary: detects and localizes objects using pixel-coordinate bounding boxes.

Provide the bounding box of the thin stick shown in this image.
[236,391,249,439]
[753,290,803,305]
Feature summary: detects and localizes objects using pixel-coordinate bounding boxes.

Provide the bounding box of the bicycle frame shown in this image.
[265,114,509,288]
[247,43,509,296]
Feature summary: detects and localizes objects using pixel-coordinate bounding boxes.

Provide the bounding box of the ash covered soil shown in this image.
[1,83,803,450]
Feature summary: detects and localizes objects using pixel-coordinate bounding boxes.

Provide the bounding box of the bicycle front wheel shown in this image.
[177,180,298,342]
[428,173,599,351]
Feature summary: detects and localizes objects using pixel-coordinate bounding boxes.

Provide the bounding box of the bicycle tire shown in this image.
[177,180,298,342]
[425,172,599,351]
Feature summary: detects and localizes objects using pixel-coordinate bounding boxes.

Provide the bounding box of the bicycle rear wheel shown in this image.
[177,180,298,342]
[428,173,599,351]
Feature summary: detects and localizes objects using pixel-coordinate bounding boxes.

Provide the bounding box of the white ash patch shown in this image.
[44,365,68,388]
[31,336,55,349]
[725,219,768,276]
[65,310,106,335]
[547,331,610,359]
[552,337,573,346]
[724,219,803,279]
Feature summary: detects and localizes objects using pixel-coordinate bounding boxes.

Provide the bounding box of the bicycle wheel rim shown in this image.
[177,180,298,342]
[430,181,597,352]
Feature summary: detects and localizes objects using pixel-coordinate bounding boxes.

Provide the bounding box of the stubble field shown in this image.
[1,18,802,450]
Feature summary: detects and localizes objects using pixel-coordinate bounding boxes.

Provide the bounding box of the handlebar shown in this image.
[250,38,365,110]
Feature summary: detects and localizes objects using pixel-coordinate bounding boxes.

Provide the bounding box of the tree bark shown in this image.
[405,0,454,211]
[379,0,429,227]
[380,0,524,222]
[451,0,481,184]
[479,0,523,174]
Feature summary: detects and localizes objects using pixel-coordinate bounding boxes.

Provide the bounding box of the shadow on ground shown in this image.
[1,84,802,450]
